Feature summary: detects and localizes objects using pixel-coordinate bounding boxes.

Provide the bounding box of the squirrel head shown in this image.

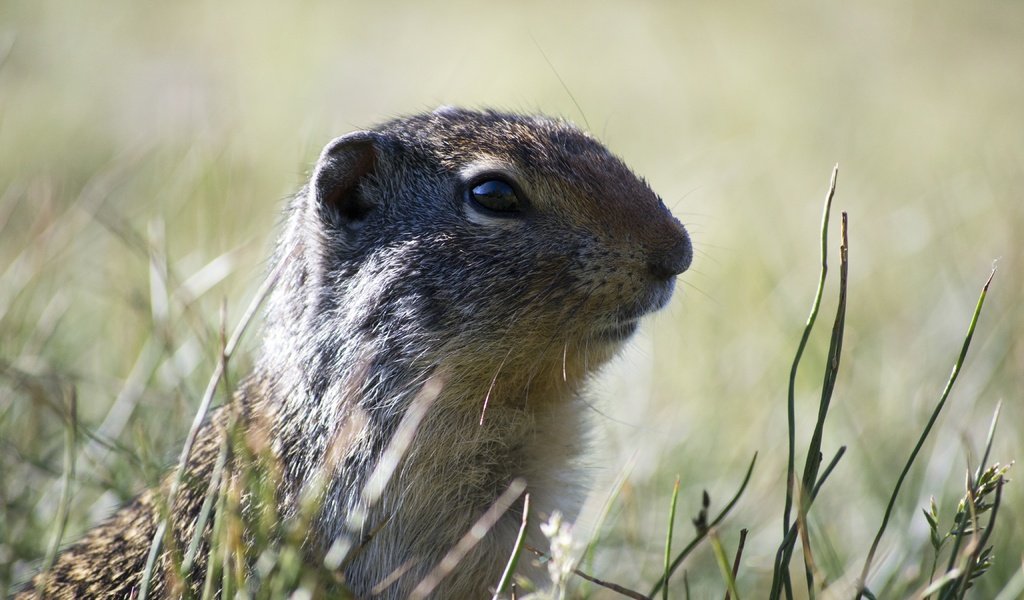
[265,108,691,406]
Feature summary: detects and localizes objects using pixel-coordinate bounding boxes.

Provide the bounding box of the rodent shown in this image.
[20,107,692,598]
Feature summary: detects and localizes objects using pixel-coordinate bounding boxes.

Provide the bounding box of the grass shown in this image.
[2,1,1022,597]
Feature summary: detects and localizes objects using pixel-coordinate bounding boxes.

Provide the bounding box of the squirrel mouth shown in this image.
[587,279,676,344]
[591,319,640,343]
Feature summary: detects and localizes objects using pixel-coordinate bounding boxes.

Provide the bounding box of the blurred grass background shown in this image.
[1,0,1021,597]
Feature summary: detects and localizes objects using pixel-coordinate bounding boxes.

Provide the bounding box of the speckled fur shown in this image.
[20,108,691,599]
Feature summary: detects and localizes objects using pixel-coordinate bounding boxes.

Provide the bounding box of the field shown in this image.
[2,1,1022,597]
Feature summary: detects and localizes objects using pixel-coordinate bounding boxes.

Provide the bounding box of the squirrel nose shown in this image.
[647,227,693,280]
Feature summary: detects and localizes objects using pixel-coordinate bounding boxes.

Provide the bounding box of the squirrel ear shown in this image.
[311,131,380,226]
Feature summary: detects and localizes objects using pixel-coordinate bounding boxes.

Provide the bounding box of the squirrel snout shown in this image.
[646,225,693,281]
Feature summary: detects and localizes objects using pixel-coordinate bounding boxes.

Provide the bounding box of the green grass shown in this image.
[2,1,1022,597]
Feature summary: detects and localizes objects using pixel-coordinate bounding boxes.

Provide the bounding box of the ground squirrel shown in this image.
[21,108,692,598]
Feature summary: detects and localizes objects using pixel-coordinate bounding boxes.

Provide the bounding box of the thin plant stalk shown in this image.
[493,493,530,599]
[708,529,741,600]
[771,212,849,599]
[948,478,1004,600]
[181,422,231,573]
[942,401,1003,583]
[139,248,289,599]
[856,268,996,598]
[797,487,818,600]
[581,452,637,596]
[648,453,757,598]
[800,211,849,596]
[976,402,1001,488]
[778,166,839,598]
[200,455,232,600]
[783,165,839,542]
[725,529,748,600]
[772,446,846,595]
[663,476,681,600]
[410,479,526,600]
[569,569,646,599]
[38,389,77,592]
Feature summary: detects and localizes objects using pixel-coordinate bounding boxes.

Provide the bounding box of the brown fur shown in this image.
[20,108,691,598]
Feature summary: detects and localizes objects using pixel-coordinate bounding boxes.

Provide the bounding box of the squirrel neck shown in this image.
[248,322,591,591]
[250,236,597,538]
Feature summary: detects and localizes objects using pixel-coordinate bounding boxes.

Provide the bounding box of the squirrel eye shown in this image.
[468,179,522,214]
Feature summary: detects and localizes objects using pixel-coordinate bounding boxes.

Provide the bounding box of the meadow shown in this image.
[1,1,1021,597]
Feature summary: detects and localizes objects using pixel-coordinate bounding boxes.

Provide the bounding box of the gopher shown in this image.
[22,107,692,598]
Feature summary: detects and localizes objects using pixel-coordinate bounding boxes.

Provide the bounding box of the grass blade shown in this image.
[648,452,757,598]
[138,247,288,599]
[940,400,1004,590]
[709,529,741,600]
[38,389,77,593]
[856,268,996,598]
[775,166,839,599]
[783,164,839,543]
[493,493,530,599]
[771,446,847,596]
[663,476,681,600]
[410,479,526,599]
[725,529,748,600]
[772,211,849,599]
